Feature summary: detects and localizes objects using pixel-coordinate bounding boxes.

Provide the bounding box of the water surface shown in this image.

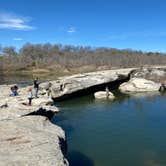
[53,92,166,166]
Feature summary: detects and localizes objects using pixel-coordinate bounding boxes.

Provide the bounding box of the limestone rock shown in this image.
[0,116,68,166]
[119,78,161,93]
[0,84,68,166]
[46,68,135,100]
[94,91,115,100]
[130,67,166,85]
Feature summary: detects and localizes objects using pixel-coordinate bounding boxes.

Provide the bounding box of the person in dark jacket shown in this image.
[34,77,39,98]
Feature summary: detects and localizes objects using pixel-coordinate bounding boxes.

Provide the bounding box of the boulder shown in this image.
[130,67,166,85]
[119,78,161,93]
[94,91,115,100]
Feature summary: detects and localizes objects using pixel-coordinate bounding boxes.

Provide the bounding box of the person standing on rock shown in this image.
[46,82,52,97]
[105,86,109,99]
[34,77,39,98]
[28,87,33,106]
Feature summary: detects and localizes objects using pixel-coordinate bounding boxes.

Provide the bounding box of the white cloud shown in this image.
[0,12,35,30]
[13,38,23,41]
[67,26,76,33]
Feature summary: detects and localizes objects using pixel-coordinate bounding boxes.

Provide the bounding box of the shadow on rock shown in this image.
[68,151,94,166]
[24,108,56,120]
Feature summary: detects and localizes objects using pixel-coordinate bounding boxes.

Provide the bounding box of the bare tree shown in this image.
[1,43,166,72]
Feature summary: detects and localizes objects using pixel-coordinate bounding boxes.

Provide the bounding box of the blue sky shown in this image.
[0,0,166,52]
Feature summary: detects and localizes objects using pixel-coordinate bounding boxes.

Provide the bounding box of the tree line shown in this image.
[0,43,166,72]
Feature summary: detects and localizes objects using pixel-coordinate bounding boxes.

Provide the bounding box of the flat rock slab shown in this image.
[0,85,58,120]
[0,116,68,166]
[0,84,68,166]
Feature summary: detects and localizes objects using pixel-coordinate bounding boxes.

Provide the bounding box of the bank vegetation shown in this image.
[0,43,166,75]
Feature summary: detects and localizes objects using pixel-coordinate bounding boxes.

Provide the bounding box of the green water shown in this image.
[53,92,166,166]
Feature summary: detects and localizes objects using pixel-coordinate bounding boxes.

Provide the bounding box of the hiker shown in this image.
[60,84,63,91]
[46,82,52,97]
[28,87,33,106]
[9,85,18,96]
[34,77,39,98]
[159,83,165,92]
[105,86,109,99]
[60,80,66,91]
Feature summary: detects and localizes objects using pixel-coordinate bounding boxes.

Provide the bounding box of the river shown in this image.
[53,91,166,166]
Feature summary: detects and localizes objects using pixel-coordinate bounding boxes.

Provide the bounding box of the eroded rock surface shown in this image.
[119,78,161,93]
[46,68,135,100]
[0,85,68,166]
[0,116,68,166]
[130,67,166,85]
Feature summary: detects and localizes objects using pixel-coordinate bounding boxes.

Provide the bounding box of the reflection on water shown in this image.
[68,151,94,166]
[53,92,166,166]
[123,91,161,98]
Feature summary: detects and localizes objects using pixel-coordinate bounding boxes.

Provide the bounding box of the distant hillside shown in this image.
[1,43,166,74]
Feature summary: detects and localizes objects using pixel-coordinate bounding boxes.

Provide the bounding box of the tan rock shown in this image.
[94,91,115,100]
[119,78,161,93]
[0,84,68,166]
[0,116,68,166]
[47,68,135,100]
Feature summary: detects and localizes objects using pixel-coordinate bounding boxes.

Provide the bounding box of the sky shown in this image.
[0,0,166,52]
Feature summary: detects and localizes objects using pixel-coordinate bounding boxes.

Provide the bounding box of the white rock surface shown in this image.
[119,78,161,93]
[0,116,68,166]
[94,91,115,100]
[0,84,68,166]
[46,68,135,100]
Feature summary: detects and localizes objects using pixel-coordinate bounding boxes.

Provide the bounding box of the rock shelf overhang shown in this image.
[48,68,135,101]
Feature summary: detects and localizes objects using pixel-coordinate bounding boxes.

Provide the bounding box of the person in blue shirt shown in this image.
[9,85,18,96]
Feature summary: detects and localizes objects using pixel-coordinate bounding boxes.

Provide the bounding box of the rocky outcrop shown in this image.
[119,78,161,93]
[40,67,166,100]
[94,91,115,100]
[130,67,166,85]
[128,67,166,92]
[0,85,68,166]
[0,116,68,166]
[44,68,135,101]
